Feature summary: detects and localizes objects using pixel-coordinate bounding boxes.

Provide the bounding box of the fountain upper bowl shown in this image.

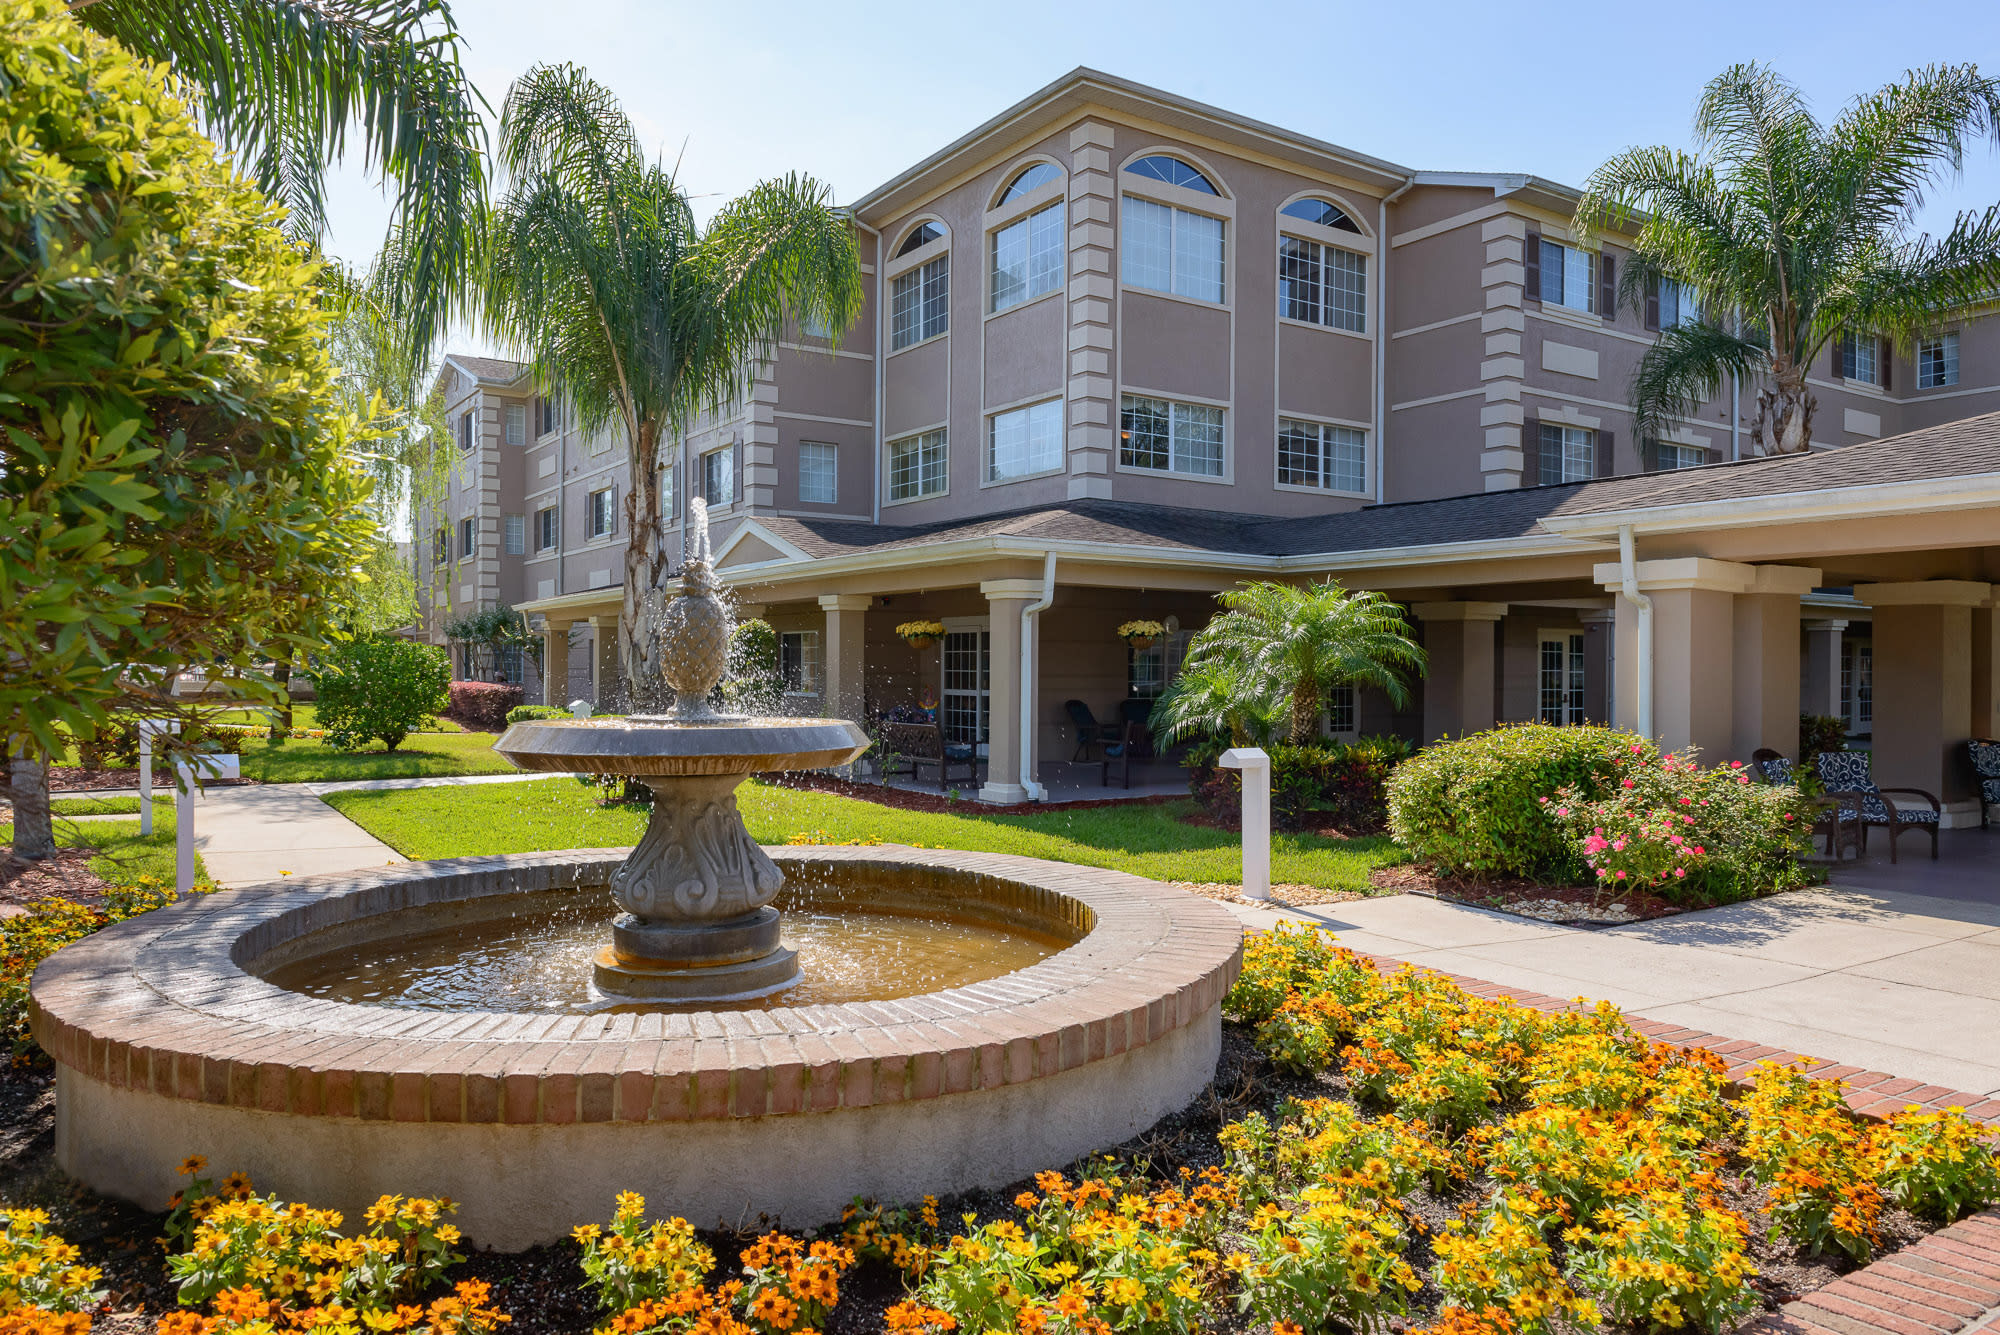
[494,716,869,777]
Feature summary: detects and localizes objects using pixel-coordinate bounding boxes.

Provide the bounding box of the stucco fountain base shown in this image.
[32,846,1240,1250]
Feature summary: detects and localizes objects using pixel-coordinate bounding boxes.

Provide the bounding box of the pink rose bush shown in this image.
[1542,748,1815,904]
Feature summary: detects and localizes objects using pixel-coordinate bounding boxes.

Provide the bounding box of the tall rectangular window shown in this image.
[535,506,559,551]
[887,429,947,501]
[701,446,734,507]
[432,527,449,566]
[1918,332,1959,388]
[1538,632,1587,725]
[504,403,526,445]
[798,441,838,504]
[1538,238,1596,313]
[1120,195,1224,303]
[1277,418,1366,493]
[659,464,675,520]
[1119,395,1223,477]
[587,486,615,539]
[1327,683,1356,734]
[1278,238,1366,331]
[1839,331,1880,385]
[890,256,949,349]
[537,396,559,437]
[779,631,821,694]
[990,201,1064,313]
[941,628,990,748]
[458,410,474,451]
[986,399,1063,481]
[458,516,476,558]
[1657,279,1698,329]
[503,513,525,555]
[1537,423,1596,483]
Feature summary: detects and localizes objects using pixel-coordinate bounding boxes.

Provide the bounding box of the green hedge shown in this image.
[504,705,571,726]
[1386,725,1650,881]
[1189,735,1413,831]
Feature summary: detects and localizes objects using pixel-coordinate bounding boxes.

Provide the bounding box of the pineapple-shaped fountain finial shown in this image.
[656,498,732,718]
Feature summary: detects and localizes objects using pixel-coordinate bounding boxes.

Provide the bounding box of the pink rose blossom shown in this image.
[1614,870,1627,880]
[1674,867,1686,878]
[1621,779,1636,789]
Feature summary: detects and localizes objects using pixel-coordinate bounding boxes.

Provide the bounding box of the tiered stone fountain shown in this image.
[32,500,1242,1250]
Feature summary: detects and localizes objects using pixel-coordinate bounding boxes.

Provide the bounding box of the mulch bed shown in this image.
[763,770,1181,816]
[1369,863,1710,926]
[46,767,256,795]
[0,849,108,910]
[1174,880,1371,909]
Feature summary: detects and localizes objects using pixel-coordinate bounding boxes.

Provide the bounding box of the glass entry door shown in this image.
[941,628,991,756]
[1538,631,1586,725]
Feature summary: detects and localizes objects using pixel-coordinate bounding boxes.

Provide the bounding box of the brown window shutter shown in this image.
[1597,252,1616,321]
[1523,231,1541,303]
[1644,274,1660,331]
[1830,334,1845,380]
[1595,429,1614,478]
[1879,336,1892,390]
[1640,437,1659,472]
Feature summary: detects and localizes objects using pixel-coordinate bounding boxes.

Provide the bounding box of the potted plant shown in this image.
[897,619,946,650]
[1118,619,1166,651]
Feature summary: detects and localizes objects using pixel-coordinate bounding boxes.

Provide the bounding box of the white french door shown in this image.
[1538,631,1586,725]
[940,626,991,756]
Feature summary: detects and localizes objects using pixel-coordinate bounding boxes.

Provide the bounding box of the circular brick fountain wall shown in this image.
[32,846,1241,1249]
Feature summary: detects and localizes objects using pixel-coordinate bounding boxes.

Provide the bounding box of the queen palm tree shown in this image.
[480,63,864,699]
[1574,63,2000,455]
[70,0,488,356]
[1154,582,1425,748]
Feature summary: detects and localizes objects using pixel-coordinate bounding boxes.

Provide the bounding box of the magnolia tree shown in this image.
[0,0,376,858]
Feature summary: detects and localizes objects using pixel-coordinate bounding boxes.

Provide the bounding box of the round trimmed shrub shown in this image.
[309,636,451,752]
[1386,725,1652,881]
[504,705,570,726]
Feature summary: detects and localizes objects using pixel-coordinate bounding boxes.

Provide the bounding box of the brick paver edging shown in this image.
[29,847,1243,1125]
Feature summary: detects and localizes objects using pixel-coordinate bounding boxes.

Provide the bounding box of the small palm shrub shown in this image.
[1190,736,1413,831]
[1387,725,1644,880]
[310,636,451,752]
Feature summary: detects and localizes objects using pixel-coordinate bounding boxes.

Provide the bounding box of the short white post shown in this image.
[137,718,179,836]
[569,699,593,720]
[1217,747,1271,902]
[173,751,237,894]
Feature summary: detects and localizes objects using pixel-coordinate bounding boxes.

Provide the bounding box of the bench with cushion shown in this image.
[1970,738,2000,829]
[879,719,979,792]
[1814,750,1940,863]
[1750,748,1858,859]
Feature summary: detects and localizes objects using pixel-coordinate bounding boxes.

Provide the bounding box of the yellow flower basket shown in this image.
[896,619,946,650]
[1118,619,1166,650]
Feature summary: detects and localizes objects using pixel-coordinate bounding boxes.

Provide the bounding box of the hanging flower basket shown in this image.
[897,619,946,650]
[1118,619,1166,651]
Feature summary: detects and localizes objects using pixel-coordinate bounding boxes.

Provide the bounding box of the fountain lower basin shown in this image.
[33,846,1241,1249]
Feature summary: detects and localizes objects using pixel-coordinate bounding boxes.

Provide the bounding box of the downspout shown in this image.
[1019,551,1056,802]
[1373,176,1416,505]
[1618,524,1653,739]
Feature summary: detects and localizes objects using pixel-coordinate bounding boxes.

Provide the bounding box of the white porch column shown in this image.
[589,614,619,707]
[1802,619,1848,723]
[978,580,1042,803]
[1731,566,1820,760]
[1412,602,1505,742]
[542,620,571,708]
[818,595,870,725]
[1853,580,1992,823]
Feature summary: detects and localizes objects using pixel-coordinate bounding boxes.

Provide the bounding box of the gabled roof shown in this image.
[444,354,530,384]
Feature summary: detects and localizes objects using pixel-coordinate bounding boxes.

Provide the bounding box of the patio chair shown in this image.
[1970,739,2000,829]
[1100,700,1156,790]
[1814,750,1941,863]
[879,719,978,793]
[1750,748,1857,859]
[1064,700,1120,762]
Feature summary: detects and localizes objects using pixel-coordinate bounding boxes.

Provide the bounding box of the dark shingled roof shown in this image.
[748,410,2000,563]
[450,354,529,383]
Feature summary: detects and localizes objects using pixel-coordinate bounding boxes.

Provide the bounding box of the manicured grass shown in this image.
[0,818,209,887]
[324,778,1405,891]
[230,730,515,783]
[50,795,171,816]
[209,704,466,734]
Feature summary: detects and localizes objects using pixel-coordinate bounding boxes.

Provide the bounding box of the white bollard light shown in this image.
[1217,747,1271,902]
[137,718,179,836]
[569,699,593,720]
[174,752,238,894]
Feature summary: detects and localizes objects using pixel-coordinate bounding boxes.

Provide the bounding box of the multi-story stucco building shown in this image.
[415,68,2000,819]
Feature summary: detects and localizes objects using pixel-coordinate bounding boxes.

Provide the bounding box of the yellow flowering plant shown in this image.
[1432,1193,1595,1335]
[0,1210,103,1317]
[573,1194,715,1314]
[1740,1064,1883,1261]
[1563,1190,1761,1333]
[1232,1188,1421,1331]
[840,1196,941,1280]
[156,1279,508,1335]
[1870,1105,2000,1223]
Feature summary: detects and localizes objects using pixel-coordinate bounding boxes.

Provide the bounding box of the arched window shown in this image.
[998,162,1061,204]
[1281,197,1361,233]
[894,221,944,258]
[1124,155,1218,195]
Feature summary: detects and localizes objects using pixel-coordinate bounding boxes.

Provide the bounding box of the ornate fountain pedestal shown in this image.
[493,716,868,1001]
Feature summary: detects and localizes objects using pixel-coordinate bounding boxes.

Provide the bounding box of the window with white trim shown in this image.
[535,505,558,551]
[458,516,476,558]
[1278,238,1366,331]
[536,396,560,437]
[887,429,947,501]
[457,410,474,451]
[1656,279,1698,330]
[1119,395,1223,477]
[504,402,526,445]
[503,513,524,555]
[1653,441,1706,471]
[1538,631,1586,725]
[1125,155,1217,193]
[890,256,948,349]
[893,222,943,257]
[587,486,616,539]
[1120,195,1224,303]
[1280,197,1361,232]
[986,399,1063,482]
[701,446,734,507]
[779,631,821,695]
[1277,419,1366,493]
[1918,332,1959,388]
[659,464,675,520]
[432,527,449,566]
[1537,423,1596,483]
[798,442,837,504]
[1326,683,1356,735]
[1537,238,1596,313]
[998,162,1060,204]
[1838,331,1881,385]
[990,200,1064,313]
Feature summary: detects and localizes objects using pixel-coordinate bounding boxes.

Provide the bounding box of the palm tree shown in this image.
[1574,63,2000,456]
[1155,581,1425,748]
[480,63,864,698]
[70,0,488,356]
[1148,655,1282,751]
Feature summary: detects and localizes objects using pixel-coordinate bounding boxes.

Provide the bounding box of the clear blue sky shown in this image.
[319,0,2000,358]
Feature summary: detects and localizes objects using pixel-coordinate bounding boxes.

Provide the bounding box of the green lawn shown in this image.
[324,778,1404,891]
[50,794,171,816]
[209,704,466,734]
[0,818,209,888]
[230,730,515,783]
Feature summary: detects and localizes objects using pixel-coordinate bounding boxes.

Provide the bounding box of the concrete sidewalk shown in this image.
[1226,829,2000,1099]
[188,784,402,888]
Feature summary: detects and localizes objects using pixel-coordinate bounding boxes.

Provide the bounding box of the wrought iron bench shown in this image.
[878,719,979,793]
[1814,750,1940,863]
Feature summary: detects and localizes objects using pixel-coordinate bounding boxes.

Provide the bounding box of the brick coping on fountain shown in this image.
[31,846,1243,1126]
